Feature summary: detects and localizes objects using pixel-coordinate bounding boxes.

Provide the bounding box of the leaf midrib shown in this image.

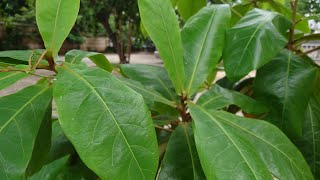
[62,66,145,179]
[0,72,21,81]
[196,106,261,179]
[50,0,63,54]
[213,112,307,179]
[186,7,217,95]
[0,86,50,133]
[182,124,197,180]
[308,104,316,174]
[154,0,183,93]
[233,14,273,76]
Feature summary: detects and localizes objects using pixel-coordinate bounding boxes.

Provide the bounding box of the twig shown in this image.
[299,46,320,56]
[154,125,173,132]
[288,0,299,51]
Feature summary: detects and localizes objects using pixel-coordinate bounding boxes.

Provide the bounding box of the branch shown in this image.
[288,0,299,51]
[154,125,173,132]
[299,46,320,56]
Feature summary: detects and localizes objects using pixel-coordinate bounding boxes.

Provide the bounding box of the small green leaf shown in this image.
[0,80,52,179]
[120,64,178,102]
[118,77,176,108]
[65,50,112,72]
[53,63,158,179]
[183,5,230,96]
[159,123,205,180]
[138,0,185,95]
[0,71,28,90]
[177,0,206,21]
[36,0,80,56]
[254,50,318,138]
[198,85,269,115]
[223,8,292,81]
[189,104,314,180]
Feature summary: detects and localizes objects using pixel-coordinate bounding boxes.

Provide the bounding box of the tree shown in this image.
[0,0,319,179]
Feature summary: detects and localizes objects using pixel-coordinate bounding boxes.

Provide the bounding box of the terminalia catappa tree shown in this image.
[0,0,319,179]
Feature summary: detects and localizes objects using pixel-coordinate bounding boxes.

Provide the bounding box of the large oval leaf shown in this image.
[254,50,318,138]
[189,104,314,180]
[182,5,230,96]
[36,0,80,56]
[138,0,185,95]
[176,0,206,22]
[0,80,52,179]
[0,50,46,67]
[223,8,292,81]
[158,123,205,180]
[53,63,158,179]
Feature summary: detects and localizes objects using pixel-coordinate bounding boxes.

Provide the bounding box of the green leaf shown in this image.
[0,80,52,179]
[223,8,292,81]
[26,102,52,176]
[254,50,318,138]
[182,5,230,96]
[294,72,320,178]
[159,123,205,180]
[189,104,314,180]
[259,0,310,33]
[118,77,176,108]
[65,50,112,72]
[177,0,206,21]
[138,0,185,95]
[36,0,80,56]
[30,156,69,180]
[198,85,269,115]
[0,50,45,66]
[120,64,178,102]
[53,63,158,179]
[0,71,28,90]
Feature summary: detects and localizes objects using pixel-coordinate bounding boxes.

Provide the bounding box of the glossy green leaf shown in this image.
[189,104,314,180]
[65,50,112,72]
[182,5,230,96]
[294,72,320,178]
[177,0,206,21]
[26,102,52,176]
[36,0,80,56]
[198,85,268,115]
[223,8,292,81]
[0,71,28,90]
[259,0,310,33]
[30,156,69,180]
[0,80,52,179]
[120,64,178,102]
[138,0,185,95]
[53,63,158,179]
[118,77,176,107]
[159,123,205,180]
[254,51,318,138]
